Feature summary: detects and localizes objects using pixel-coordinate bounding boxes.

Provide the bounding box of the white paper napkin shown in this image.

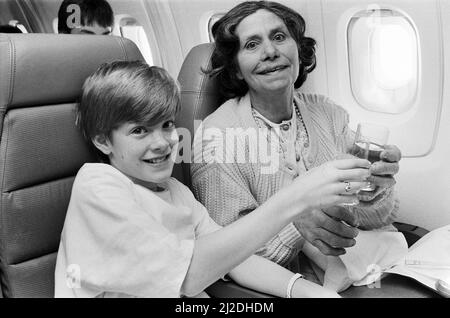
[303,230,408,292]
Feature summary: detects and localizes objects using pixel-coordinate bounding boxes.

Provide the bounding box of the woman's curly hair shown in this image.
[207,1,316,99]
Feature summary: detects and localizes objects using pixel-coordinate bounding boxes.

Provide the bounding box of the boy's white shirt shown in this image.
[54,163,221,298]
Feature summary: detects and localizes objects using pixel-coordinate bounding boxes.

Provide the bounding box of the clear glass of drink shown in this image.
[350,123,389,191]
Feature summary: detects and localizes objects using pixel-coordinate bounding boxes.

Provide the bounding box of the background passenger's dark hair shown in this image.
[0,25,23,33]
[57,0,114,34]
[77,61,180,162]
[207,0,316,99]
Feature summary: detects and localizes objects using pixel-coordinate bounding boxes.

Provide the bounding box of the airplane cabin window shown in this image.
[348,9,418,114]
[207,13,224,42]
[113,14,154,65]
[52,18,58,33]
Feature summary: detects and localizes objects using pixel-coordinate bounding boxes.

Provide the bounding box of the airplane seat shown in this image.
[0,33,144,298]
[176,43,225,188]
[176,43,272,297]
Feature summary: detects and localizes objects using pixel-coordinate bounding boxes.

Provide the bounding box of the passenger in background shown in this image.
[57,0,113,35]
[54,60,370,297]
[192,0,402,283]
[0,25,22,33]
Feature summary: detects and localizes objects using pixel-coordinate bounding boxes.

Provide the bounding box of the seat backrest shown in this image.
[0,33,143,297]
[175,43,225,186]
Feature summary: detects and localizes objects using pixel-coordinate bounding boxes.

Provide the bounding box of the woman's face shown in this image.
[235,9,299,96]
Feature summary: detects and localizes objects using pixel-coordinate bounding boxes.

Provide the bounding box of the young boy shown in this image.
[58,0,114,35]
[55,61,370,297]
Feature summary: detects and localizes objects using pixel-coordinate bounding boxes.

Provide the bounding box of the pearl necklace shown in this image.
[294,104,308,141]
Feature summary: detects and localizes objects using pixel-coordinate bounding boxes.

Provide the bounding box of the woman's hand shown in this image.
[294,206,358,256]
[360,145,401,202]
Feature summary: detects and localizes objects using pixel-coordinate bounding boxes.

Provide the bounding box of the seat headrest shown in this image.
[178,43,217,96]
[177,43,225,137]
[0,33,143,111]
[173,43,224,188]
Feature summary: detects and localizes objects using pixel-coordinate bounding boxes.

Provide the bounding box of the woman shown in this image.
[191,0,401,278]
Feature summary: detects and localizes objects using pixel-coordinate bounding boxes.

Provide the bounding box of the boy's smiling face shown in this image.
[94,118,179,190]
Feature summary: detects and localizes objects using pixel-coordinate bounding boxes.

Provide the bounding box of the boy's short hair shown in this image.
[0,25,23,33]
[77,61,180,157]
[58,0,114,34]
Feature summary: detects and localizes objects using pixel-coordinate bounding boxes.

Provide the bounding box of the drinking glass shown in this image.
[350,123,389,191]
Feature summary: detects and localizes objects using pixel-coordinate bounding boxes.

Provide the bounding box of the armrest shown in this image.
[393,222,429,247]
[206,280,273,298]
